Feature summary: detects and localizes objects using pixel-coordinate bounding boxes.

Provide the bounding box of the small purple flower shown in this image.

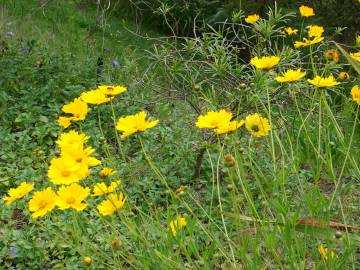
[111,59,120,70]
[7,32,14,38]
[9,247,17,255]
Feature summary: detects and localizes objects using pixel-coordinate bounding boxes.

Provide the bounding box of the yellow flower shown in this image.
[97,193,126,216]
[28,187,56,218]
[80,89,114,105]
[284,27,298,35]
[61,145,101,172]
[325,49,340,63]
[169,216,187,236]
[318,244,336,260]
[57,116,73,128]
[245,113,270,137]
[196,110,232,129]
[215,120,244,135]
[307,25,324,38]
[97,85,127,96]
[62,98,88,121]
[275,69,306,83]
[351,85,360,105]
[48,157,88,185]
[294,36,324,48]
[83,257,92,265]
[99,167,117,178]
[55,183,90,211]
[350,52,360,62]
[245,14,260,24]
[307,75,340,88]
[339,72,350,81]
[92,180,121,196]
[250,56,280,69]
[299,5,315,17]
[56,130,89,151]
[116,111,159,138]
[3,182,34,206]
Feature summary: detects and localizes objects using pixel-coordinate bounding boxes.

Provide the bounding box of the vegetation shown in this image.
[0,0,359,269]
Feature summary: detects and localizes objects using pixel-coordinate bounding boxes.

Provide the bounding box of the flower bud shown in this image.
[339,72,350,81]
[224,154,236,168]
[84,257,92,265]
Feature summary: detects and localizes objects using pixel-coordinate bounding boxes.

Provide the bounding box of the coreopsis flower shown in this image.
[55,183,90,211]
[339,72,350,81]
[169,216,187,236]
[57,116,72,128]
[92,180,121,196]
[284,27,298,35]
[299,5,315,17]
[116,111,159,138]
[61,145,101,172]
[3,182,34,206]
[307,75,340,88]
[351,85,360,105]
[244,113,270,137]
[48,157,88,185]
[28,187,56,218]
[275,69,306,83]
[214,120,244,134]
[325,49,340,63]
[350,52,360,62]
[97,193,126,216]
[307,25,324,38]
[294,36,324,48]
[62,98,88,121]
[250,56,280,69]
[99,167,117,178]
[56,130,89,151]
[80,89,114,105]
[318,244,336,260]
[97,85,127,96]
[245,14,260,24]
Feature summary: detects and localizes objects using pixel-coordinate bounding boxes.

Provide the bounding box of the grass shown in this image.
[0,1,360,269]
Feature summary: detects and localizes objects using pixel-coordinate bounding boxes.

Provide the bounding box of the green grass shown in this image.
[0,1,359,269]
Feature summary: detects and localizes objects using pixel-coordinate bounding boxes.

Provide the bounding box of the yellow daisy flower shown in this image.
[56,130,89,151]
[60,146,101,172]
[99,167,117,178]
[3,182,34,206]
[245,113,270,137]
[318,244,336,260]
[196,110,232,129]
[62,98,88,121]
[80,89,114,105]
[245,14,260,24]
[116,111,159,138]
[92,180,121,196]
[299,5,315,17]
[284,27,298,36]
[169,216,187,236]
[307,25,324,38]
[214,120,244,135]
[350,52,360,62]
[275,69,306,83]
[339,72,350,81]
[351,85,360,105]
[250,56,280,69]
[55,183,90,211]
[97,193,126,216]
[28,187,56,218]
[307,75,340,88]
[48,157,88,185]
[294,36,324,48]
[97,85,127,96]
[57,116,73,128]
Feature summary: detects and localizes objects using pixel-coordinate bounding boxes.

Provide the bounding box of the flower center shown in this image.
[38,200,48,209]
[107,87,114,92]
[251,125,260,132]
[66,197,76,204]
[61,170,71,177]
[76,158,82,163]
